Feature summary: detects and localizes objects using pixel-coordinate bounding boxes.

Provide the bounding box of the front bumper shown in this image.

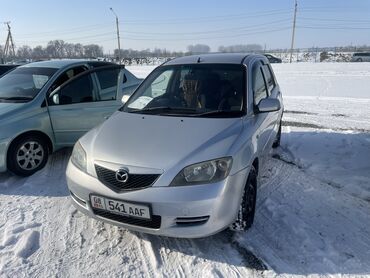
[66,161,249,238]
[0,137,11,172]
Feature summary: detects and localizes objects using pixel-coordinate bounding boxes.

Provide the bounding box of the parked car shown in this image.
[0,60,142,176]
[66,53,284,238]
[0,64,20,77]
[351,52,370,62]
[264,54,282,63]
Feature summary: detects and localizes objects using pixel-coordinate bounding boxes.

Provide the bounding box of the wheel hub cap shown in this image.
[16,141,44,171]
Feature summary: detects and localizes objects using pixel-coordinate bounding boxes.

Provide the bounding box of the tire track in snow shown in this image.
[239,153,370,275]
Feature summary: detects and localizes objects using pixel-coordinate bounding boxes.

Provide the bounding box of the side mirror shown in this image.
[52,94,60,105]
[257,98,280,113]
[48,86,61,105]
[121,94,130,105]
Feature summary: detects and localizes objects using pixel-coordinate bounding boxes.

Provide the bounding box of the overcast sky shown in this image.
[1,0,369,53]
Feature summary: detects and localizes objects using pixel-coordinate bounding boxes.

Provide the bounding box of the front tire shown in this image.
[230,166,257,231]
[7,135,49,176]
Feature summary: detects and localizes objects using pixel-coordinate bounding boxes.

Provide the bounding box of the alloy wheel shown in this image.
[16,141,45,171]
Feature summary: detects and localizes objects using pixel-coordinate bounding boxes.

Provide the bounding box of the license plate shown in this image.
[90,195,151,220]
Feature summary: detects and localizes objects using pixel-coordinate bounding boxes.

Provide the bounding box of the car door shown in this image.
[46,65,125,146]
[261,62,282,147]
[251,60,276,162]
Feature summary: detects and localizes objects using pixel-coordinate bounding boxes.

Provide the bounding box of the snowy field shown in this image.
[0,63,370,277]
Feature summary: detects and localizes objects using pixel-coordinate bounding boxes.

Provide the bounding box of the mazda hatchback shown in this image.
[66,53,283,238]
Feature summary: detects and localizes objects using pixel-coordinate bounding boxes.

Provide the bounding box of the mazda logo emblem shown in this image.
[115,169,129,183]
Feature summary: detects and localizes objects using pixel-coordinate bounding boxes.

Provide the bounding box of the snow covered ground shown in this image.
[1,63,370,277]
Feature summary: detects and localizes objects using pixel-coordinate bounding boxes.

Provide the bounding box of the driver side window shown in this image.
[49,66,87,92]
[252,65,268,105]
[49,73,94,105]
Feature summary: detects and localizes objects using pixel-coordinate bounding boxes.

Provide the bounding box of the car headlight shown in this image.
[170,157,232,186]
[71,142,87,173]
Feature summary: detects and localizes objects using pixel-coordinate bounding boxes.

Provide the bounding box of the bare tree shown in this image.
[187,44,211,54]
[64,43,75,58]
[32,46,45,60]
[74,43,84,58]
[218,44,263,53]
[84,44,103,58]
[16,45,32,59]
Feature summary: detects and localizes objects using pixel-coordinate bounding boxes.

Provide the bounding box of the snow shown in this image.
[1,62,370,277]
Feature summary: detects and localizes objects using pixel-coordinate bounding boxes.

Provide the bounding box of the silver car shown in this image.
[66,54,284,238]
[0,60,142,176]
[351,52,370,62]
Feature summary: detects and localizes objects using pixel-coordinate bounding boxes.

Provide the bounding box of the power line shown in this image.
[299,17,370,23]
[121,27,291,42]
[120,10,294,24]
[15,22,113,38]
[18,32,116,44]
[297,25,370,30]
[120,18,292,36]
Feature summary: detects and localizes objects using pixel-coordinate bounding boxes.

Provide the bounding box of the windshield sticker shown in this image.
[33,75,49,89]
[128,96,153,109]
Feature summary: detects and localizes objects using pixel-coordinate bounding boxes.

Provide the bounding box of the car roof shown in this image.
[19,59,112,69]
[163,53,266,66]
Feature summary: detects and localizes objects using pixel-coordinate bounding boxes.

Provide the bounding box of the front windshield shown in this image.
[123,64,245,117]
[0,67,58,102]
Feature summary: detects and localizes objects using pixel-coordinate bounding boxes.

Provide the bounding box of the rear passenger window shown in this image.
[96,68,120,100]
[263,65,275,93]
[253,66,268,105]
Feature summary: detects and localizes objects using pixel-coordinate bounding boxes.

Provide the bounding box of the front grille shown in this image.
[93,208,161,229]
[95,165,160,192]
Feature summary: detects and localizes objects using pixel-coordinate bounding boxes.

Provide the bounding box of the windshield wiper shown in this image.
[0,96,33,102]
[193,110,244,118]
[128,106,197,115]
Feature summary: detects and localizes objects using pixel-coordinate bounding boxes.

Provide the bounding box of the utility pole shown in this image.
[289,0,298,63]
[3,22,16,63]
[110,7,121,64]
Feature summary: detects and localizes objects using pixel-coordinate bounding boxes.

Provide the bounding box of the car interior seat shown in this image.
[218,80,242,111]
[198,73,221,110]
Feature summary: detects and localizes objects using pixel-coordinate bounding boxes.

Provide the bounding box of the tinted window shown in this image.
[262,65,275,92]
[51,66,87,91]
[57,74,94,105]
[96,68,120,100]
[253,66,268,105]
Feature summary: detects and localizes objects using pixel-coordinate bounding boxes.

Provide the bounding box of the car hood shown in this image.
[90,112,243,171]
